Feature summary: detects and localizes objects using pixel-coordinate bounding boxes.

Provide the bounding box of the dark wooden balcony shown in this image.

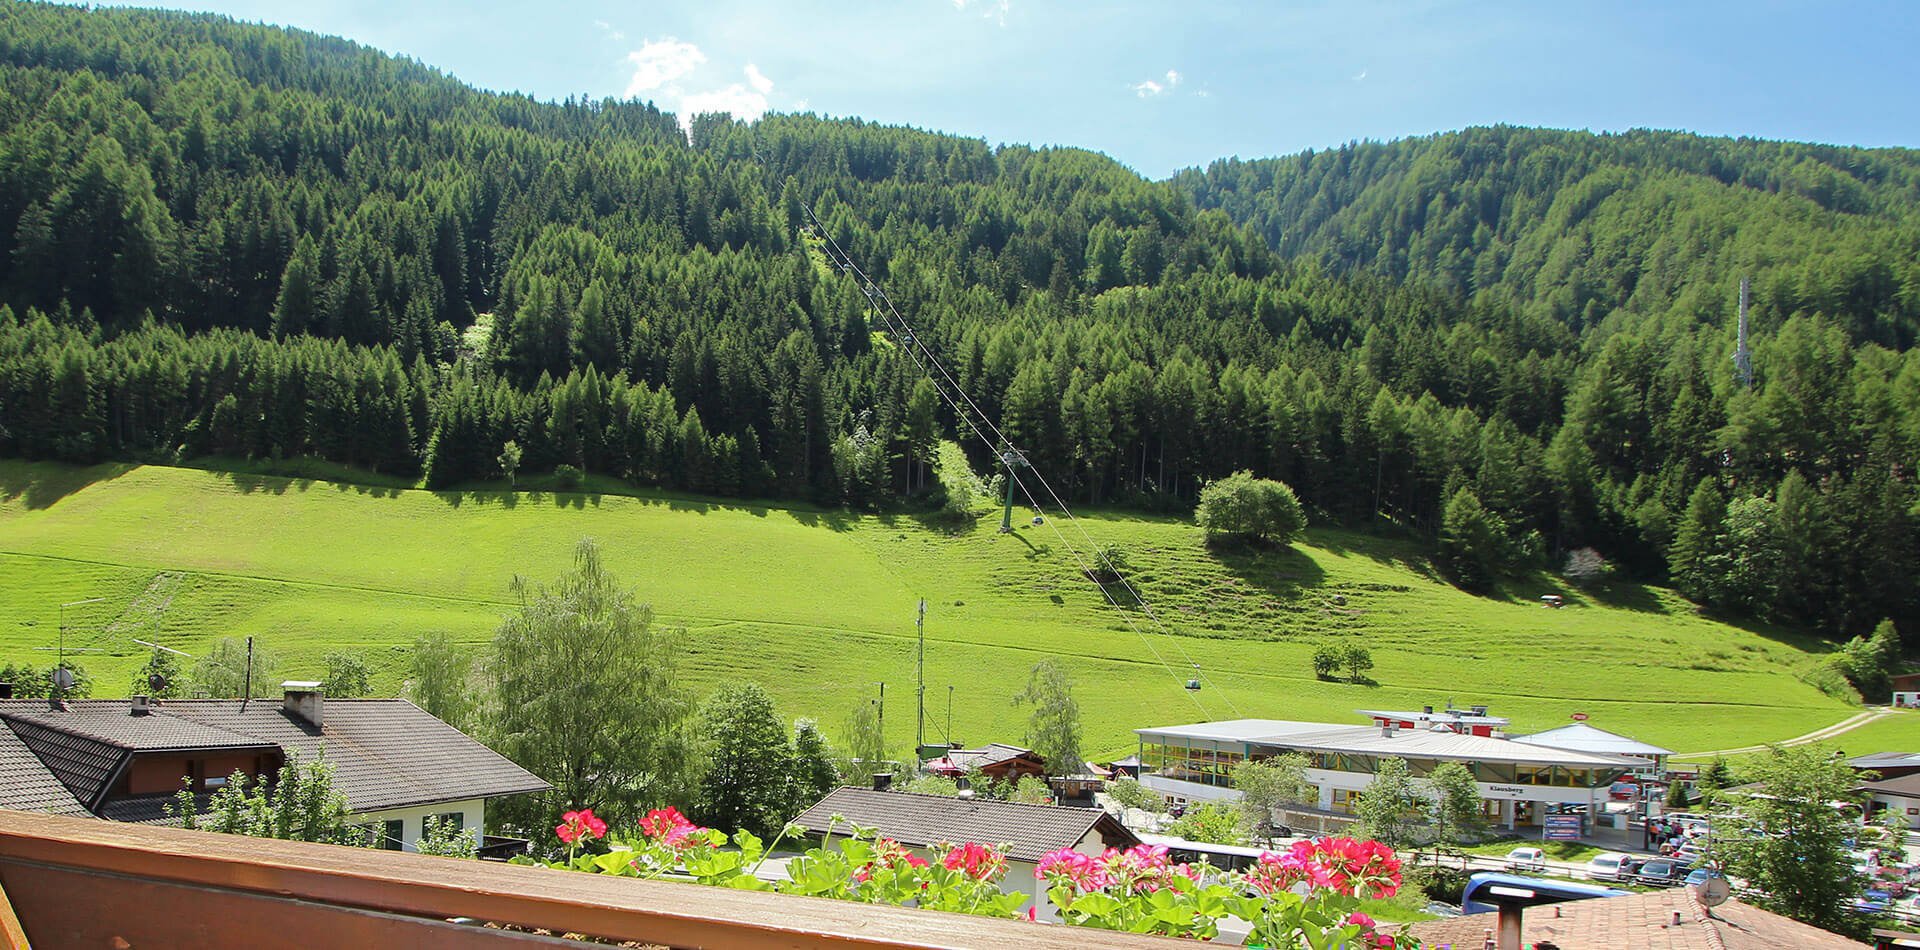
[0,810,1183,948]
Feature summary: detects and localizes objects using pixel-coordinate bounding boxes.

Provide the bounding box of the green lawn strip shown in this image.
[0,459,1872,758]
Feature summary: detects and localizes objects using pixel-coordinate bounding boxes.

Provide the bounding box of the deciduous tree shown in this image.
[484,539,699,828]
[1014,659,1082,778]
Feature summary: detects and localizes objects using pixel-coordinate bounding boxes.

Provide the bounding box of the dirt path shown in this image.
[1673,708,1894,760]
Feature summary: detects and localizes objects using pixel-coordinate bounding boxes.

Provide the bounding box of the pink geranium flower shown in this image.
[555,808,607,844]
[639,807,705,848]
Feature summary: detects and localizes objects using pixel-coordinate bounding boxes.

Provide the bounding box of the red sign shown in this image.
[1571,712,1589,721]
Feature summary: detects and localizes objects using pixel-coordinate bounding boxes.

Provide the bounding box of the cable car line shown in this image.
[801,201,1244,718]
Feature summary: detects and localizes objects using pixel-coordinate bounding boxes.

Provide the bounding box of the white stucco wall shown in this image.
[353,797,486,853]
[1873,792,1920,820]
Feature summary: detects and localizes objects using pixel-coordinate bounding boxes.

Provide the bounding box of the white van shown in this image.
[1585,852,1631,882]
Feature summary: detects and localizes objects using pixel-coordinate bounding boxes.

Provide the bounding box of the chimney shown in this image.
[0,682,11,699]
[1423,704,1433,715]
[1381,722,1397,737]
[872,772,894,792]
[282,681,325,727]
[131,695,153,716]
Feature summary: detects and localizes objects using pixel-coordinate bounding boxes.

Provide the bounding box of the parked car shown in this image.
[1636,859,1684,887]
[1675,842,1708,863]
[1683,867,1724,888]
[1504,847,1546,873]
[1855,889,1894,915]
[1609,781,1639,801]
[1585,852,1632,882]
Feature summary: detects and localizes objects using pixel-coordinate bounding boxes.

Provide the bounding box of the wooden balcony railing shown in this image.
[0,810,1186,949]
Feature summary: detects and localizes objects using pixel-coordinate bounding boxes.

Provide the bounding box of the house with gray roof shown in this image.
[0,683,549,853]
[792,786,1139,920]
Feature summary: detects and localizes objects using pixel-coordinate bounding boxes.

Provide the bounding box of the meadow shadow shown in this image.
[0,461,135,509]
[1204,538,1330,602]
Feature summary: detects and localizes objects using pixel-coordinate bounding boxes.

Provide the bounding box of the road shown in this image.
[1672,707,1896,760]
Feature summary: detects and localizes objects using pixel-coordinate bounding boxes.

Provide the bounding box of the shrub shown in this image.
[1105,776,1164,814]
[1563,546,1609,584]
[1196,471,1307,545]
[1311,645,1342,680]
[553,464,583,489]
[899,774,960,796]
[1343,645,1374,682]
[1166,801,1245,845]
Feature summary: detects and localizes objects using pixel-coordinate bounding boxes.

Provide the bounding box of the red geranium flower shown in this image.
[556,808,607,844]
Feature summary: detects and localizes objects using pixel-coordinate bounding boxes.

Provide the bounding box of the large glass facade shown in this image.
[1141,741,1244,788]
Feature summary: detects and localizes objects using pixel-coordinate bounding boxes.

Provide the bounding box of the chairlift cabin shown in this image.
[1185,665,1202,691]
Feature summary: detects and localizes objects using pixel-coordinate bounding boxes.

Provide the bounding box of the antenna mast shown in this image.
[915,599,927,755]
[1734,276,1754,389]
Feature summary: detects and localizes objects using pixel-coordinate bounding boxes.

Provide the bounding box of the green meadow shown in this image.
[1,459,1909,760]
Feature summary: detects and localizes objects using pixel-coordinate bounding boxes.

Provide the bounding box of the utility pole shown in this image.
[915,599,927,755]
[241,635,254,711]
[998,443,1030,533]
[946,685,954,745]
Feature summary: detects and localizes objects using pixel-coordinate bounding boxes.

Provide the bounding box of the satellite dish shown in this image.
[148,673,169,692]
[51,667,76,691]
[1692,875,1730,907]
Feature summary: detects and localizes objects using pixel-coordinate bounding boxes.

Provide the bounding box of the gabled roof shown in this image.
[0,699,549,817]
[159,700,550,813]
[0,704,276,752]
[792,787,1139,864]
[1515,722,1674,758]
[1860,773,1920,798]
[0,720,88,816]
[1849,751,1920,769]
[1408,888,1868,950]
[948,743,1043,770]
[2,716,130,810]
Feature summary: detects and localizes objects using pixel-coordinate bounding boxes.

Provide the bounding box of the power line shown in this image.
[801,203,1242,719]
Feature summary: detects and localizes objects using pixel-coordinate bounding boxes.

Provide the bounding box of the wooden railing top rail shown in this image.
[0,810,1185,949]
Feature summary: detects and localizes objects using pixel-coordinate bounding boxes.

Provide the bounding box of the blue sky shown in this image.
[88,0,1920,178]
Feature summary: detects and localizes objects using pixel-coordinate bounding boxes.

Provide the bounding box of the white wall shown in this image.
[354,798,486,853]
[1872,792,1920,821]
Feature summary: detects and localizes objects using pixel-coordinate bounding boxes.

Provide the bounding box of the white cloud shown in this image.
[1132,69,1182,98]
[624,38,706,96]
[1352,69,1368,82]
[593,19,625,41]
[678,83,770,127]
[744,63,774,95]
[951,0,1010,27]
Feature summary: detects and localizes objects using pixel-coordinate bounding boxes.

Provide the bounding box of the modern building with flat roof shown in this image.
[1135,716,1643,830]
[1513,722,1672,779]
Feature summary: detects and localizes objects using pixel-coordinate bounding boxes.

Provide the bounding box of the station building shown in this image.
[1134,714,1644,831]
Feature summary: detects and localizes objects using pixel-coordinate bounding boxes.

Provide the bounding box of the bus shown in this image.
[1136,833,1270,873]
[1460,872,1628,915]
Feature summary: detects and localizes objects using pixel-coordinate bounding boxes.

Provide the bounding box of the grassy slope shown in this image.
[1,460,1906,761]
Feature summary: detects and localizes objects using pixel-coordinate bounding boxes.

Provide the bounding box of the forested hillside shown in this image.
[1,3,1919,639]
